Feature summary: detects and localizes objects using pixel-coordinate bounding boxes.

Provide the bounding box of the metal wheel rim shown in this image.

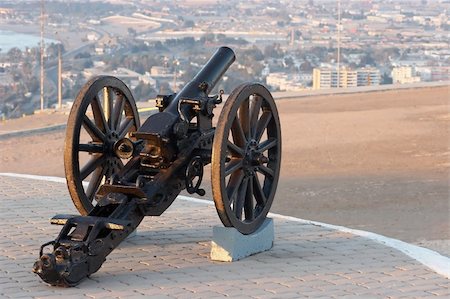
[64,76,140,215]
[211,83,281,234]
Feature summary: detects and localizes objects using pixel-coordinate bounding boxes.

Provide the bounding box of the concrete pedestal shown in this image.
[210,218,274,262]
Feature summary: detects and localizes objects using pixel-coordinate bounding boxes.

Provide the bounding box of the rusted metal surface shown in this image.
[33,47,281,286]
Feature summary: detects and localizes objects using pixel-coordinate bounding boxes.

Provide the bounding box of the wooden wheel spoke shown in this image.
[118,117,134,138]
[86,166,106,202]
[257,138,277,153]
[231,117,246,147]
[225,158,243,176]
[82,116,105,142]
[244,176,254,220]
[226,170,244,202]
[250,95,263,138]
[234,177,248,220]
[80,155,106,180]
[227,140,244,158]
[112,93,125,131]
[114,158,124,173]
[255,111,272,142]
[257,165,274,178]
[252,174,267,206]
[91,95,109,134]
[117,158,124,167]
[103,87,114,129]
[78,143,104,153]
[239,98,251,140]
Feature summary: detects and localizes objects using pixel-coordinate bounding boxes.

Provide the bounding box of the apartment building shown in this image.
[430,66,450,81]
[392,66,421,84]
[313,67,380,89]
[266,72,305,91]
[358,67,382,86]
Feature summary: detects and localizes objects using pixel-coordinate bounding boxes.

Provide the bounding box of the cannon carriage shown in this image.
[33,47,281,286]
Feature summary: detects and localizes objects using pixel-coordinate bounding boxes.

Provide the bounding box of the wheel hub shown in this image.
[114,138,134,159]
[105,132,123,170]
[243,139,268,174]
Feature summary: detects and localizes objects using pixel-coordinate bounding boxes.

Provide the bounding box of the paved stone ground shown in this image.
[0,175,448,299]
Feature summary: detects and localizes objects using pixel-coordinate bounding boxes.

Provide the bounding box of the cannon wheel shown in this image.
[65,76,140,215]
[211,83,281,235]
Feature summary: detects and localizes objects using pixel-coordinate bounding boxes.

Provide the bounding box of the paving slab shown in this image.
[0,174,449,298]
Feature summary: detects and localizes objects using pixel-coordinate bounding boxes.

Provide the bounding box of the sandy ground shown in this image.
[0,86,449,256]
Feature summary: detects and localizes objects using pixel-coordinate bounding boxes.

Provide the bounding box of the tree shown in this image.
[372,47,400,65]
[183,20,195,28]
[181,37,195,47]
[300,61,313,72]
[133,81,156,101]
[358,53,375,67]
[83,59,93,68]
[180,64,200,83]
[26,76,39,93]
[21,61,33,77]
[381,73,393,85]
[7,47,22,63]
[284,56,294,68]
[128,27,137,37]
[75,52,91,59]
[277,21,285,27]
[216,33,226,41]
[242,46,264,61]
[200,33,215,44]
[264,43,283,58]
[158,82,172,95]
[154,41,167,51]
[46,43,65,59]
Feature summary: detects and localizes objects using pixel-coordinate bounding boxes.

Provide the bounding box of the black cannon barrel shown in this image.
[190,46,236,94]
[139,47,235,138]
[167,47,235,115]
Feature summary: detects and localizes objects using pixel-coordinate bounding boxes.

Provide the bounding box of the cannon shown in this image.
[32,47,281,286]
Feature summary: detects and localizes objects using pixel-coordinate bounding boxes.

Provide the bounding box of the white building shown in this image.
[431,66,450,81]
[150,66,171,77]
[391,66,421,84]
[86,32,99,41]
[357,67,381,86]
[266,73,305,91]
[313,67,380,89]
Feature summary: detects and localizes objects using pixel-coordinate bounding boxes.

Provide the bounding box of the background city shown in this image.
[0,0,448,119]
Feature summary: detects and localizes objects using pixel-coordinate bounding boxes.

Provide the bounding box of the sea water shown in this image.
[0,30,57,53]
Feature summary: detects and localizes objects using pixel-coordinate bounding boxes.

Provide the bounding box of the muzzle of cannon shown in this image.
[33,46,282,286]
